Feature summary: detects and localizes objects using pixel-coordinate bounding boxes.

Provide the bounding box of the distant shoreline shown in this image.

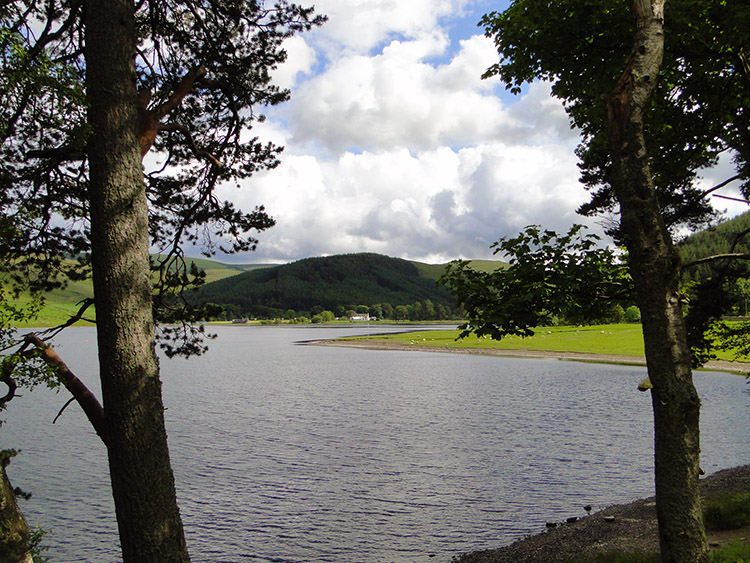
[309,338,750,374]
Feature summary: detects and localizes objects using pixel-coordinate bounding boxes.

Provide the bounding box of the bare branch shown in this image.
[52,396,76,424]
[23,334,107,443]
[159,122,223,169]
[41,298,96,339]
[713,193,749,204]
[703,174,743,196]
[729,226,750,254]
[682,253,750,270]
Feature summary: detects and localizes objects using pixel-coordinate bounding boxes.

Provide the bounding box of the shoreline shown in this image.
[308,338,750,374]
[309,337,750,561]
[451,464,750,563]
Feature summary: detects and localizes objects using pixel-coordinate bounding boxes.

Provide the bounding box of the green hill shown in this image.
[12,211,750,327]
[190,253,473,317]
[9,257,271,327]
[677,211,750,282]
[151,255,272,282]
[9,252,506,325]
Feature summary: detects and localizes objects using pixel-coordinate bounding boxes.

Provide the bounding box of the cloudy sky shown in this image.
[214,0,746,265]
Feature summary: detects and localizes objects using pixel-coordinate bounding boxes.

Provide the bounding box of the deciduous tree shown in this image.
[450,1,750,561]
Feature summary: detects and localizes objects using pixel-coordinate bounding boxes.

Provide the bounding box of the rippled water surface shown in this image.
[4,325,749,562]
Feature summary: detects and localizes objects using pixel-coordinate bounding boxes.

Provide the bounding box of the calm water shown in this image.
[3,325,749,562]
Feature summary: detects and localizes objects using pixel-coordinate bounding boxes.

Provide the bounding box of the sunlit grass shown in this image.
[347,324,647,357]
[8,257,250,328]
[342,324,749,366]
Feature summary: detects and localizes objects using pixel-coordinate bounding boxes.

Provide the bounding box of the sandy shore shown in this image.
[309,338,750,374]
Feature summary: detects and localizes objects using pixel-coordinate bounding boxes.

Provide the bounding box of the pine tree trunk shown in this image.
[604,1,707,561]
[0,463,32,563]
[85,1,190,561]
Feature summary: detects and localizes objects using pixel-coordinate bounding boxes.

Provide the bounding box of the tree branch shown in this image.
[703,174,743,196]
[713,194,749,204]
[682,253,750,270]
[138,66,206,158]
[727,226,750,256]
[159,122,223,169]
[0,361,18,410]
[43,298,96,339]
[23,334,107,443]
[155,66,207,120]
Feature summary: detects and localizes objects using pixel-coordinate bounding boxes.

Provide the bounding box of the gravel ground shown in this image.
[451,465,750,563]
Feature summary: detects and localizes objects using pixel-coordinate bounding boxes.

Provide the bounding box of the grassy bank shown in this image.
[339,324,749,365]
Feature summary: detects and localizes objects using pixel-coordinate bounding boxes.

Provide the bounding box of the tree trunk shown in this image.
[85,1,190,561]
[604,1,707,562]
[0,462,32,563]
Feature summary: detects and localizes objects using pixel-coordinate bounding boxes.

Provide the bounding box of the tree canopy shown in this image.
[455,1,750,561]
[481,0,749,236]
[440,224,632,338]
[1,0,325,352]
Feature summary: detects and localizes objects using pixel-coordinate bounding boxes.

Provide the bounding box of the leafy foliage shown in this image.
[703,492,750,531]
[440,225,632,340]
[1,1,325,353]
[678,212,750,284]
[709,540,750,563]
[481,1,749,238]
[674,211,750,363]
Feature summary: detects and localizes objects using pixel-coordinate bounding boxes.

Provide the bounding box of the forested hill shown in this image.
[678,210,750,282]
[191,253,467,318]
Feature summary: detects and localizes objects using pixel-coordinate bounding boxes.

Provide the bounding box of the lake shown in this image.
[3,325,749,562]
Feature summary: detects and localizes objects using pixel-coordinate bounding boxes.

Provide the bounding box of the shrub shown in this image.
[703,492,750,531]
[710,540,750,563]
[624,305,641,323]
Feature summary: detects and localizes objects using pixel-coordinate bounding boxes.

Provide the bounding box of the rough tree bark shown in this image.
[0,461,32,563]
[603,1,707,561]
[85,0,190,561]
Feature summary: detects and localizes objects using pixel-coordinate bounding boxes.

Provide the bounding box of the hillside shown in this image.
[9,257,270,327]
[15,209,750,326]
[677,210,750,282]
[190,253,466,317]
[152,255,273,282]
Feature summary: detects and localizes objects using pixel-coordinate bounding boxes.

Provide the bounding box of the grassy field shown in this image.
[341,323,749,365]
[11,278,96,327]
[345,324,647,356]
[7,256,267,327]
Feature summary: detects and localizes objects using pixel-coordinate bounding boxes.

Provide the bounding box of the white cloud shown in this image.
[227,138,590,264]
[210,1,606,264]
[288,34,519,153]
[272,36,318,90]
[309,0,473,56]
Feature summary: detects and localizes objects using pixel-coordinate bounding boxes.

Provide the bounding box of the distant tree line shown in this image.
[206,298,461,323]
